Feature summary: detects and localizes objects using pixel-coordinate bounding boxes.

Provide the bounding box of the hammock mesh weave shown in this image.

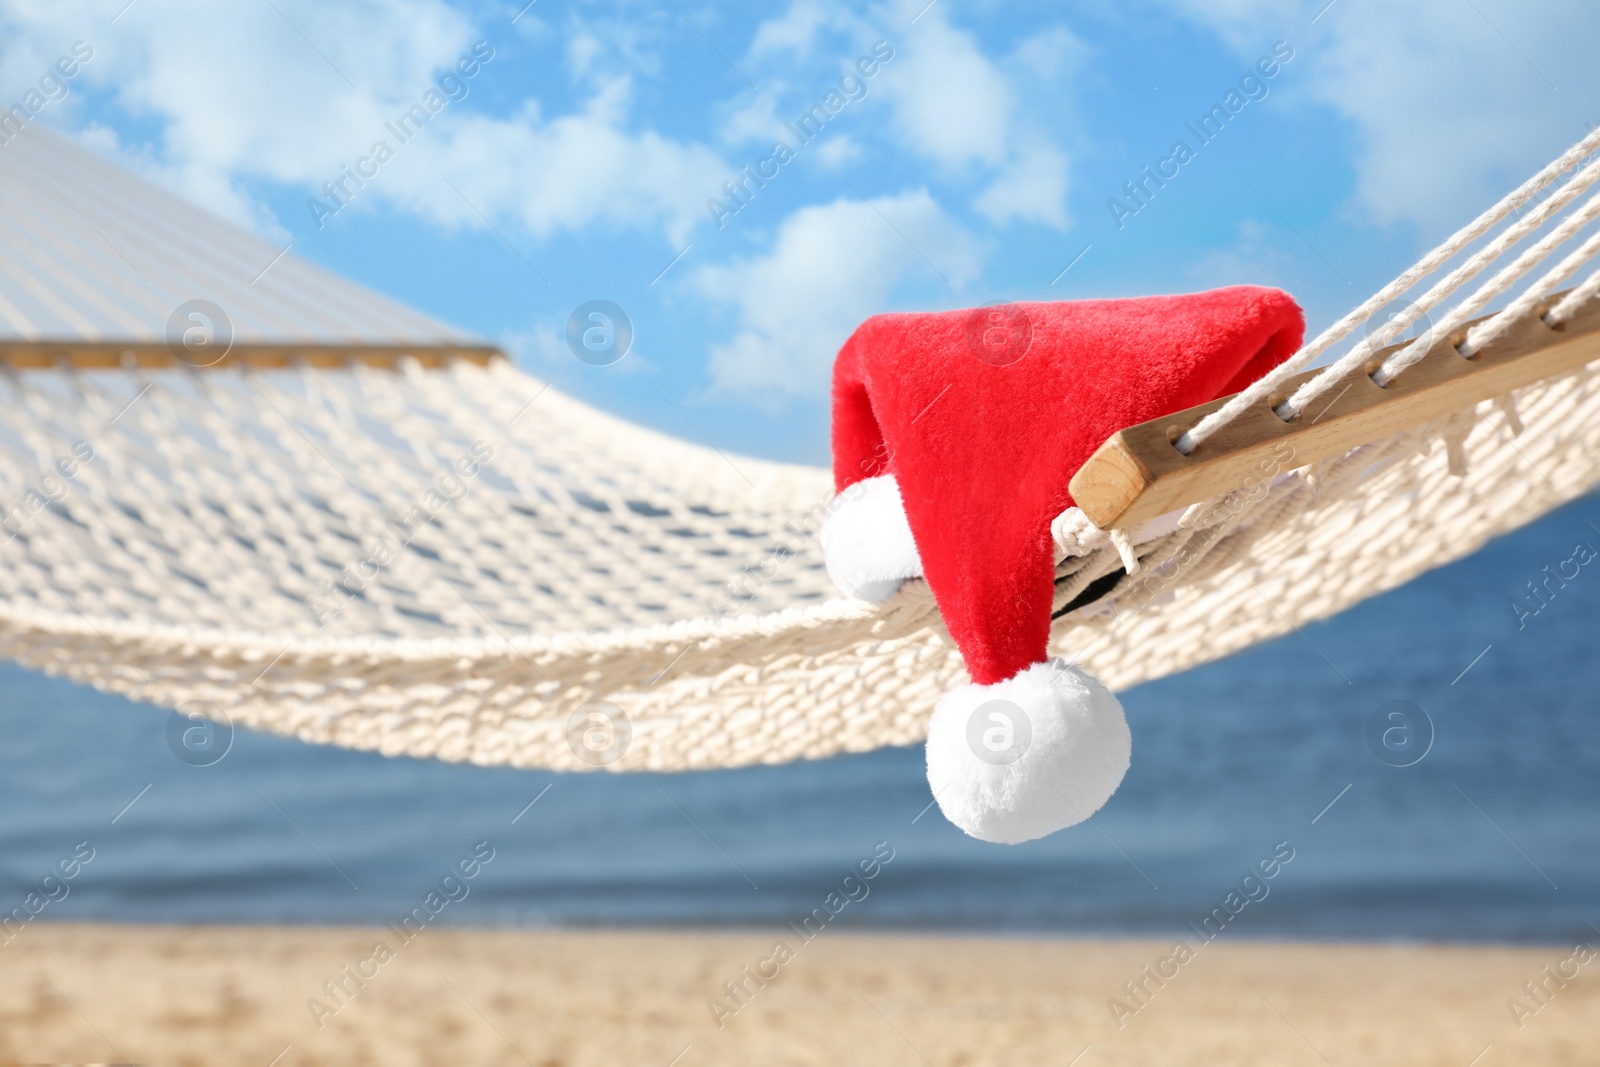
[3,128,1600,771]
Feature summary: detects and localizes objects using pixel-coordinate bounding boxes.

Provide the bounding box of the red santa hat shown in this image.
[821,286,1304,844]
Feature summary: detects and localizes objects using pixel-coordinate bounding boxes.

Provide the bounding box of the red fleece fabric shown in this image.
[831,285,1304,686]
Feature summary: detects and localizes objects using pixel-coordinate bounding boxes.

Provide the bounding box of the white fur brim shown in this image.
[925,659,1131,844]
[820,474,923,603]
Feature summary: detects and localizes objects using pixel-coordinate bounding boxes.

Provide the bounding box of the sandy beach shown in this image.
[0,925,1592,1065]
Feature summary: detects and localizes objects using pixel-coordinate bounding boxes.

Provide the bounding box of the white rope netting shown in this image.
[4,129,1600,772]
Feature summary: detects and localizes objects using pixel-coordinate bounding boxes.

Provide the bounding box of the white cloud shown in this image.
[44,0,472,192]
[567,31,605,81]
[748,0,837,59]
[1308,0,1596,231]
[812,135,861,169]
[1010,23,1088,82]
[975,139,1068,228]
[717,89,787,146]
[1156,0,1600,233]
[0,0,727,243]
[1153,0,1292,51]
[376,79,726,244]
[695,190,981,395]
[878,10,1072,228]
[693,2,1084,400]
[742,1,1078,230]
[878,19,1011,169]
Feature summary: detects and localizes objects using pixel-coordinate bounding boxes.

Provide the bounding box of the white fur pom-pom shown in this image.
[925,659,1131,844]
[820,474,923,603]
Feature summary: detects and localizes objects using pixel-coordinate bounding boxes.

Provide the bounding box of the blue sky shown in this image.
[2,0,1597,464]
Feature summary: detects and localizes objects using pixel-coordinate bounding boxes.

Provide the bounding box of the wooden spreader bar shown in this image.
[1069,288,1600,529]
[0,341,501,371]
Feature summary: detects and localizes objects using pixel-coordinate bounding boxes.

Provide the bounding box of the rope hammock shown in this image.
[4,127,1600,773]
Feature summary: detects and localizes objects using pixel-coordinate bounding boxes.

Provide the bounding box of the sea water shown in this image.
[0,492,1596,944]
